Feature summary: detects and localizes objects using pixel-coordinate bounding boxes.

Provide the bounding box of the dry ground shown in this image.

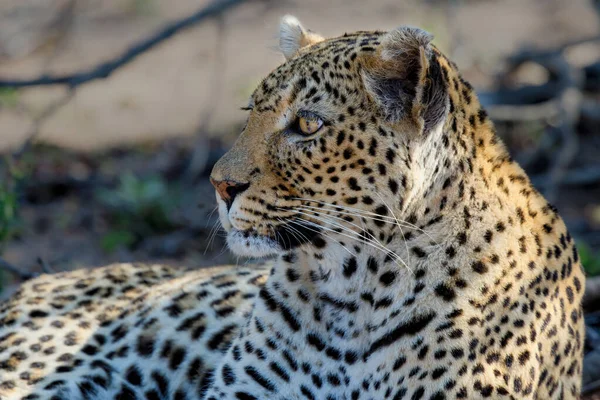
[0,0,597,151]
[1,1,600,396]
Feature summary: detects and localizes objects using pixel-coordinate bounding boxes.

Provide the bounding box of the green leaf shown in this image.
[101,230,136,253]
[96,173,178,246]
[0,183,18,243]
[579,242,600,277]
[131,0,157,15]
[0,88,19,108]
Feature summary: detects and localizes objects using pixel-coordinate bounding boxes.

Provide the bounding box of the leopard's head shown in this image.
[211,16,452,257]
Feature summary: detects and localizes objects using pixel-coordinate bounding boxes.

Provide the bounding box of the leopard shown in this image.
[0,15,586,400]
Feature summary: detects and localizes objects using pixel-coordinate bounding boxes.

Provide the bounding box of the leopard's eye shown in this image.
[296,112,324,135]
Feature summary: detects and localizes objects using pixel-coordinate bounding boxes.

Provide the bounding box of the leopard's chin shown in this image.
[226,229,282,258]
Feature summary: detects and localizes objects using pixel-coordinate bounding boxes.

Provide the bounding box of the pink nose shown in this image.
[210,178,249,206]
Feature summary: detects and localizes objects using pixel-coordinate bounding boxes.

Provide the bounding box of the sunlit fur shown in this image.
[209,16,585,399]
[0,16,585,400]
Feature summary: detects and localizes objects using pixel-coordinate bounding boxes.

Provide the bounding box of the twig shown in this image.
[528,149,600,189]
[40,0,77,69]
[584,378,600,396]
[14,88,75,157]
[0,257,35,280]
[0,0,248,89]
[483,45,588,201]
[530,165,600,188]
[506,34,600,61]
[593,0,600,22]
[37,256,54,274]
[545,88,581,202]
[584,276,600,311]
[483,99,561,121]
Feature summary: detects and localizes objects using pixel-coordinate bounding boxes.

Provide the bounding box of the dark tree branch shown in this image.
[531,166,600,188]
[478,39,599,202]
[0,0,248,89]
[0,257,36,280]
[37,256,54,274]
[506,34,600,61]
[14,88,75,157]
[0,0,249,281]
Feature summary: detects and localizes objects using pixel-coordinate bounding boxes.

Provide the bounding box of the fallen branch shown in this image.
[583,347,600,394]
[530,166,600,189]
[481,43,591,203]
[483,98,561,121]
[0,0,248,89]
[37,257,54,274]
[0,257,35,280]
[505,34,600,63]
[14,89,75,157]
[585,276,600,311]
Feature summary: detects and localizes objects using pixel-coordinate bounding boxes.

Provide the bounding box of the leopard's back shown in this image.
[0,263,270,399]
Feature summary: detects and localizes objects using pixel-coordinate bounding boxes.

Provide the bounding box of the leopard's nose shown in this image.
[210,178,250,208]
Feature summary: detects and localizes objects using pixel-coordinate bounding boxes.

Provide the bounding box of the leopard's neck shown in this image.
[205,161,553,400]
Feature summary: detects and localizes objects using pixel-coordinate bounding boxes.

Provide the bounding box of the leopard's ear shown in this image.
[362,26,447,134]
[279,15,324,60]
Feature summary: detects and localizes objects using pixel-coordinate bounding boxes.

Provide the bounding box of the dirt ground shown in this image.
[0,0,598,151]
[1,1,600,395]
[0,3,598,270]
[0,0,599,274]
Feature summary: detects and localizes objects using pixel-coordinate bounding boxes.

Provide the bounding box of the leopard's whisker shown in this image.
[214,239,231,259]
[292,198,437,241]
[303,198,421,232]
[292,216,408,272]
[291,211,408,268]
[291,197,421,228]
[294,203,414,231]
[374,192,412,265]
[205,218,224,255]
[289,218,358,258]
[277,220,298,249]
[278,218,312,246]
[288,210,411,273]
[293,206,412,272]
[207,205,219,219]
[293,205,403,255]
[276,229,288,251]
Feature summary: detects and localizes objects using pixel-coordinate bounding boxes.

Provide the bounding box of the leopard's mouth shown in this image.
[226,228,282,258]
[226,222,319,258]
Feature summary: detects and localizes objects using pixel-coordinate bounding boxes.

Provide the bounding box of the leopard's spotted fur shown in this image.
[0,16,585,400]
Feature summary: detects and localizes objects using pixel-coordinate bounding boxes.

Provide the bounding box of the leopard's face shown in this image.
[211,17,448,258]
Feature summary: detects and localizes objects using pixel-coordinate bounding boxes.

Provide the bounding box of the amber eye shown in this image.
[296,112,324,136]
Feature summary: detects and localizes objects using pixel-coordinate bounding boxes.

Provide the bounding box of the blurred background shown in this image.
[0,0,599,394]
